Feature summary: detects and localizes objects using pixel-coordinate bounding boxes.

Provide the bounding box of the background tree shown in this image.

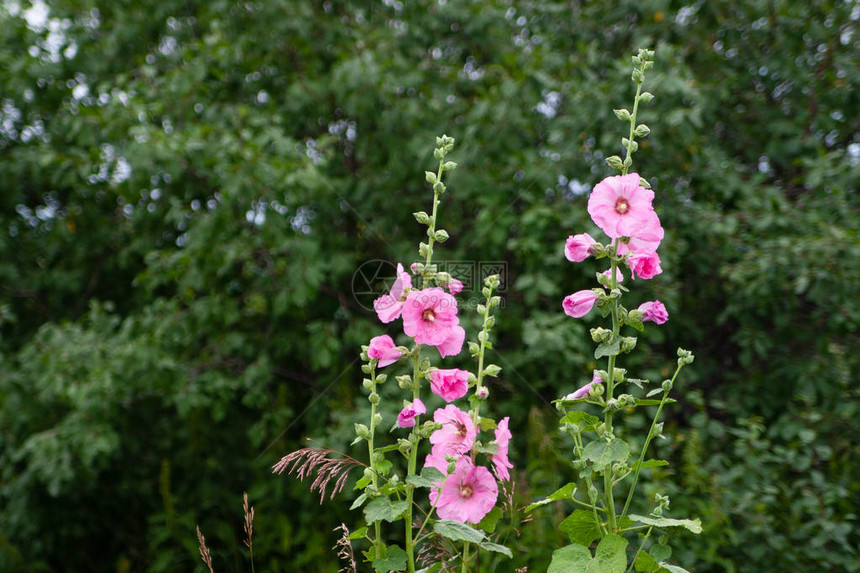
[1,1,857,571]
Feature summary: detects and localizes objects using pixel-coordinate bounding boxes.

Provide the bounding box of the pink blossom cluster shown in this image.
[425,405,512,524]
[562,173,668,322]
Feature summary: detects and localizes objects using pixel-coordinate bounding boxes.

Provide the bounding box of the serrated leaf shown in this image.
[346,526,367,540]
[350,492,368,510]
[372,544,408,571]
[583,439,630,467]
[433,520,485,543]
[548,544,592,573]
[477,506,502,533]
[407,465,445,488]
[595,339,621,359]
[593,534,628,572]
[559,510,601,546]
[525,482,576,513]
[629,515,702,534]
[560,411,601,432]
[364,497,409,523]
[479,541,512,558]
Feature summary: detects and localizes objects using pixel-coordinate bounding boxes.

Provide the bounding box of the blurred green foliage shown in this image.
[0,0,857,571]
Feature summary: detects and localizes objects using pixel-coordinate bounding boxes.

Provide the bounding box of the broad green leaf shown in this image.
[525,482,576,513]
[477,506,503,533]
[595,339,621,359]
[650,544,672,562]
[592,533,629,573]
[350,493,368,511]
[583,439,630,467]
[406,466,445,488]
[372,544,408,571]
[634,550,662,572]
[548,544,592,573]
[364,497,409,523]
[629,514,703,534]
[433,520,485,543]
[632,459,669,471]
[659,563,692,573]
[560,411,601,432]
[559,509,602,546]
[346,526,367,540]
[479,541,513,558]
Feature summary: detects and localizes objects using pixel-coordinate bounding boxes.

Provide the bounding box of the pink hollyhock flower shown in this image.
[588,173,656,239]
[430,369,470,402]
[373,263,412,323]
[436,325,465,359]
[430,405,476,457]
[367,335,402,368]
[429,457,498,524]
[397,398,427,428]
[447,278,464,294]
[566,372,603,400]
[402,288,460,347]
[639,300,668,324]
[628,251,663,280]
[565,233,597,262]
[563,290,599,318]
[616,210,664,255]
[423,450,451,474]
[601,267,625,286]
[491,417,514,481]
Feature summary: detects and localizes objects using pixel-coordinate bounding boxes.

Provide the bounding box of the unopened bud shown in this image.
[368,392,380,405]
[476,386,489,400]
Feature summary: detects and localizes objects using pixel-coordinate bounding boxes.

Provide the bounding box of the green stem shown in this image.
[603,250,621,533]
[423,157,446,282]
[461,541,471,573]
[404,348,422,573]
[626,526,653,573]
[619,362,685,523]
[621,81,643,176]
[367,363,384,560]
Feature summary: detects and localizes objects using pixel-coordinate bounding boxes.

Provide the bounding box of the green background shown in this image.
[1,0,857,571]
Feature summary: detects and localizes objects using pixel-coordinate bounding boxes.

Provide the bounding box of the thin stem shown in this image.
[619,363,685,523]
[621,81,643,176]
[367,362,384,560]
[404,347,422,573]
[603,248,621,533]
[423,157,446,282]
[626,526,653,573]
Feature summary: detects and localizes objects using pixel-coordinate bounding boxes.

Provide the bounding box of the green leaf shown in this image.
[548,544,592,573]
[433,520,485,543]
[634,550,662,572]
[372,544,408,571]
[560,411,601,432]
[593,534,629,572]
[629,514,703,534]
[583,439,630,467]
[559,509,602,546]
[364,497,409,523]
[633,398,677,407]
[595,339,621,359]
[650,544,672,562]
[525,482,576,513]
[479,541,513,558]
[477,506,503,534]
[346,526,367,540]
[350,493,367,511]
[659,563,693,573]
[632,459,669,471]
[406,466,445,488]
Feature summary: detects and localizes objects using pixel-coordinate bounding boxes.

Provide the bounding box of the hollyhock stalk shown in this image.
[366,359,384,559]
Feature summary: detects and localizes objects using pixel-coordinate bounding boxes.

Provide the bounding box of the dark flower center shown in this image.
[454,421,466,437]
[422,308,436,322]
[459,484,473,499]
[615,197,630,214]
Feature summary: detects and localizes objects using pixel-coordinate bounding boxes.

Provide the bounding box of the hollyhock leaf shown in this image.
[634,398,676,407]
[595,339,621,359]
[433,520,486,543]
[560,411,601,432]
[548,544,592,573]
[407,467,445,488]
[629,515,703,534]
[650,544,672,563]
[593,534,629,572]
[350,493,367,510]
[346,526,367,541]
[634,551,662,572]
[372,544,408,571]
[364,497,409,523]
[525,482,576,513]
[632,459,669,471]
[477,506,503,534]
[583,439,630,467]
[478,417,498,431]
[479,541,513,558]
[659,564,693,573]
[559,509,602,546]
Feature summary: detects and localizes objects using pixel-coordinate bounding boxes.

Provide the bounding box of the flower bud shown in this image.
[362,379,373,391]
[397,439,412,456]
[368,392,380,405]
[396,375,412,390]
[606,155,624,170]
[476,386,489,400]
[425,171,438,184]
[413,210,431,224]
[373,413,383,427]
[434,229,449,243]
[634,124,651,137]
[614,108,632,121]
[442,161,457,171]
[354,423,370,439]
[376,374,387,385]
[638,91,655,103]
[662,379,673,392]
[620,336,638,353]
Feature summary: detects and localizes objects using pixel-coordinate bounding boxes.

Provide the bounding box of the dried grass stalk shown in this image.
[272,446,362,503]
[196,525,215,573]
[333,523,358,573]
